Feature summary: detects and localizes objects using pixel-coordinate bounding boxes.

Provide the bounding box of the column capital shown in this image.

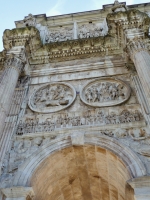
[128,176,150,200]
[126,39,149,60]
[4,47,26,74]
[0,187,34,200]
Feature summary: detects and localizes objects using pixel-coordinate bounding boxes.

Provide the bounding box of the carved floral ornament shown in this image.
[80,78,131,107]
[28,82,76,113]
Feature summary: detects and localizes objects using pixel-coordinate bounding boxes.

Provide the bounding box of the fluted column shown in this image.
[0,53,25,172]
[1,187,34,200]
[127,39,150,105]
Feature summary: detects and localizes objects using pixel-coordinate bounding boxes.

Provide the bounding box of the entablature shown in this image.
[0,1,150,68]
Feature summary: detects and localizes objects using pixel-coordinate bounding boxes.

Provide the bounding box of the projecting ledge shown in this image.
[0,187,34,200]
[128,176,150,200]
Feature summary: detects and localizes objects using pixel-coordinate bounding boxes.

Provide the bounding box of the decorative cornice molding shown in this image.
[3,26,42,51]
[107,9,150,27]
[0,9,149,65]
[29,35,121,64]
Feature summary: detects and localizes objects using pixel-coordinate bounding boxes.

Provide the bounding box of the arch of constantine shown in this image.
[0,1,150,199]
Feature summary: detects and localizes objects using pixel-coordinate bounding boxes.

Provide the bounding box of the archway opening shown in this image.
[31,145,134,200]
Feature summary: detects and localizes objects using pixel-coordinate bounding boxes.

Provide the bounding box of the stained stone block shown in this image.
[128,176,150,200]
[0,187,34,200]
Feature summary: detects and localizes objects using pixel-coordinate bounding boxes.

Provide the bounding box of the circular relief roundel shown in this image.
[80,78,131,107]
[28,82,76,113]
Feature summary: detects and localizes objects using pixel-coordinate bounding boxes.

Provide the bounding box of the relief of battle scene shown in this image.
[81,78,130,107]
[16,108,143,135]
[29,83,76,113]
[45,27,73,43]
[78,21,108,39]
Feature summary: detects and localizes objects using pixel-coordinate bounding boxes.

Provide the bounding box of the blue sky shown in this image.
[0,0,147,51]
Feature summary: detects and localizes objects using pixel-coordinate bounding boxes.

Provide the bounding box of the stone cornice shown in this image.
[3,26,42,51]
[0,9,149,66]
[29,35,121,64]
[107,9,150,27]
[0,34,120,66]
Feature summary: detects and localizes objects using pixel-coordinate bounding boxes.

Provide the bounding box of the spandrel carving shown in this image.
[80,78,131,107]
[1,135,57,176]
[28,82,76,113]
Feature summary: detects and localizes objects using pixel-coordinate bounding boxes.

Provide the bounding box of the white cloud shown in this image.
[46,0,66,16]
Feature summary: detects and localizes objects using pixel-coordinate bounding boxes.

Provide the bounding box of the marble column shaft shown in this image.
[127,41,150,105]
[0,55,24,170]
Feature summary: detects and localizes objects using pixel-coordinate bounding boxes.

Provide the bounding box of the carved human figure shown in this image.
[83,80,128,105]
[114,128,128,138]
[78,23,107,39]
[30,137,43,154]
[44,28,73,43]
[102,130,114,137]
[17,120,24,135]
[8,140,31,173]
[35,118,42,132]
[43,120,50,132]
[85,88,92,103]
[129,129,147,141]
[91,87,98,102]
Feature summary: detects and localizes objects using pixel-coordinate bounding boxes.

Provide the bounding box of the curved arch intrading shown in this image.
[12,134,146,187]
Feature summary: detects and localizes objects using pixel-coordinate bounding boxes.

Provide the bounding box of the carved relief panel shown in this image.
[78,21,108,39]
[28,82,76,113]
[80,78,131,107]
[45,27,73,43]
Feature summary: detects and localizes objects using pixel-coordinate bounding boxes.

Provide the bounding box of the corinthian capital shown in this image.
[126,39,148,60]
[4,53,25,73]
[4,47,26,74]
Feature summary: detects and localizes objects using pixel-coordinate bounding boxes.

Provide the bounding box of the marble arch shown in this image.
[12,134,146,187]
[1,1,150,199]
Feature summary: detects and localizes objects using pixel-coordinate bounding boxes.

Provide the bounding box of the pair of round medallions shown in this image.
[28,78,131,113]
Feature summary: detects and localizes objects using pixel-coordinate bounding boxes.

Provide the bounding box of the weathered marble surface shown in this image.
[80,78,131,107]
[1,1,150,200]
